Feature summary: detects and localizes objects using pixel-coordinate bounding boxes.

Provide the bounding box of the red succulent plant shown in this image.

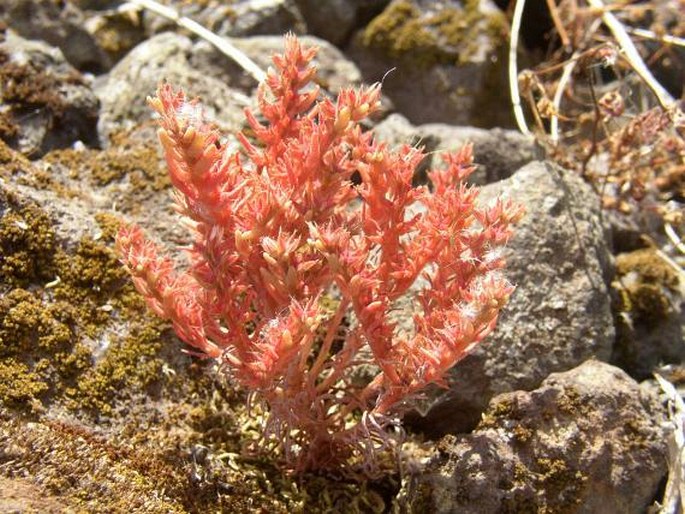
[116,35,523,473]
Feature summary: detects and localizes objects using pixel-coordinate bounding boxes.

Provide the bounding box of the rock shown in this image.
[416,124,536,184]
[83,8,147,65]
[94,32,249,145]
[0,150,107,250]
[96,32,361,144]
[70,0,121,9]
[346,0,512,127]
[0,476,75,513]
[0,0,109,72]
[406,161,615,434]
[225,0,306,37]
[372,113,537,184]
[0,31,100,157]
[611,247,685,379]
[143,0,306,39]
[294,0,390,46]
[406,360,668,514]
[191,35,363,94]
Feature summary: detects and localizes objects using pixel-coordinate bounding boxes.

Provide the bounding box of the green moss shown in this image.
[0,139,14,164]
[363,1,439,64]
[0,288,94,409]
[511,424,534,443]
[0,49,84,118]
[0,358,48,407]
[0,110,19,142]
[477,396,518,429]
[616,248,679,287]
[0,289,75,355]
[73,321,166,415]
[0,417,188,513]
[533,457,587,511]
[91,13,144,63]
[614,248,679,323]
[91,145,165,188]
[362,0,505,67]
[504,455,588,513]
[0,186,171,415]
[0,190,58,287]
[611,247,683,376]
[43,131,169,211]
[94,212,124,242]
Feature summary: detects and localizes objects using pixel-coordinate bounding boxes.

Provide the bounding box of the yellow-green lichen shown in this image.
[0,190,58,287]
[614,248,680,324]
[43,131,170,211]
[362,0,505,67]
[44,128,167,188]
[73,321,166,416]
[0,189,170,415]
[0,358,48,407]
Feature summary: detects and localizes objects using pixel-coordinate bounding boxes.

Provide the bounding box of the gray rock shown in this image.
[94,32,249,145]
[406,360,668,514]
[70,0,120,9]
[0,161,103,253]
[372,114,537,184]
[294,0,390,46]
[0,0,109,72]
[346,0,513,127]
[0,31,100,157]
[406,161,615,434]
[82,8,147,65]
[143,0,306,39]
[611,248,685,380]
[416,124,537,184]
[191,35,363,94]
[226,0,306,37]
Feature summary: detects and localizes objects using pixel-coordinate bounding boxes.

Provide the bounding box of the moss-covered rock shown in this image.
[406,361,667,513]
[362,0,505,67]
[349,0,512,126]
[611,247,684,378]
[0,32,100,156]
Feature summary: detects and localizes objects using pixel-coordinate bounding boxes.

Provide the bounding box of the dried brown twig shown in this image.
[510,0,685,220]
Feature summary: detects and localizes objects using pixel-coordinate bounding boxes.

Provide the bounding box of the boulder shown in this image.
[346,0,513,127]
[94,32,249,144]
[406,161,616,434]
[406,360,668,513]
[0,0,108,72]
[0,31,100,157]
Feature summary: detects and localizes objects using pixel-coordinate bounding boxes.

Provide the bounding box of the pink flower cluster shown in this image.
[116,35,523,473]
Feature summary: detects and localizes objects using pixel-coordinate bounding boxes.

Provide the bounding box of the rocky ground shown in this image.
[0,0,683,512]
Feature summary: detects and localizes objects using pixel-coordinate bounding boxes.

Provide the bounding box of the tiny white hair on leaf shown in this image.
[176,101,204,125]
[459,302,478,320]
[483,247,504,265]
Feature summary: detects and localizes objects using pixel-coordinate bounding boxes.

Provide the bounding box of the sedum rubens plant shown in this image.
[116,35,523,473]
